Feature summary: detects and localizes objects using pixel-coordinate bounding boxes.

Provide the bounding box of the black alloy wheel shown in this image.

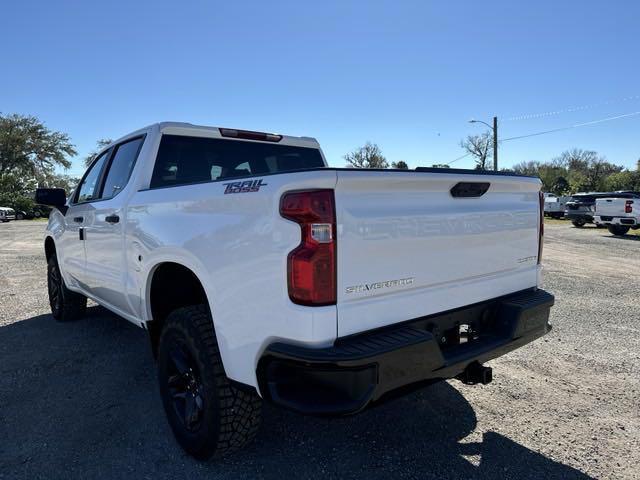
[166,343,205,432]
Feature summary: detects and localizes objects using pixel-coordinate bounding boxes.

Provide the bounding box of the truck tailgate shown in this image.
[596,198,632,217]
[335,170,541,337]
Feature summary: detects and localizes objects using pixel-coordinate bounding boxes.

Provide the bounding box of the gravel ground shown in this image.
[0,220,638,480]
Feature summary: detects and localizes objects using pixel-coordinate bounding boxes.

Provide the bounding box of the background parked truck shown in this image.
[594,194,640,235]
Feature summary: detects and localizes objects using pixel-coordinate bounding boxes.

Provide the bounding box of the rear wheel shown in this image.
[571,220,585,228]
[157,305,262,459]
[607,225,630,236]
[47,256,87,321]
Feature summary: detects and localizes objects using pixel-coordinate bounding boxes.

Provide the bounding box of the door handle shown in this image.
[73,216,84,223]
[105,214,120,224]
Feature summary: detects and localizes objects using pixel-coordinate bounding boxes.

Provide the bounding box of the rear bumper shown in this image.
[565,212,592,223]
[594,216,637,226]
[257,288,554,415]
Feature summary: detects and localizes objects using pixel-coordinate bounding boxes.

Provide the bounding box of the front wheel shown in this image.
[157,305,262,459]
[47,256,87,321]
[607,225,630,236]
[572,220,585,228]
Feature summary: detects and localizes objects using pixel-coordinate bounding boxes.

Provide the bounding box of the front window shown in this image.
[100,137,144,200]
[75,149,110,203]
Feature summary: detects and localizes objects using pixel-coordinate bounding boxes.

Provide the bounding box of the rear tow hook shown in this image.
[456,362,493,385]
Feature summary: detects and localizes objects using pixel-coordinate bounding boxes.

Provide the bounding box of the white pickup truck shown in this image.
[543,193,569,219]
[36,122,554,459]
[594,194,640,235]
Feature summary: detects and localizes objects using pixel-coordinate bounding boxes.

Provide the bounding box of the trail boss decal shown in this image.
[223,179,267,194]
[345,277,415,295]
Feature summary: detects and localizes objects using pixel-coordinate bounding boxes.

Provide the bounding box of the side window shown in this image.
[74,150,110,203]
[100,137,144,200]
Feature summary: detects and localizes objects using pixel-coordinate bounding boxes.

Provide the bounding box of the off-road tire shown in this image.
[157,305,262,460]
[47,255,87,321]
[571,220,585,228]
[607,225,630,236]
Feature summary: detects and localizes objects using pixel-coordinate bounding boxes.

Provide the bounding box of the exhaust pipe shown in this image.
[456,362,493,385]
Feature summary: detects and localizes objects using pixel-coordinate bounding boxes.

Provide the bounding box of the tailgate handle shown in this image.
[450,182,490,198]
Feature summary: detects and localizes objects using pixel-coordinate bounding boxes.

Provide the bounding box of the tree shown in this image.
[553,149,622,192]
[511,160,542,177]
[0,172,38,211]
[431,164,450,168]
[552,176,569,194]
[0,113,76,181]
[391,160,408,169]
[84,138,113,167]
[344,142,388,169]
[460,133,492,170]
[41,172,80,192]
[603,170,640,192]
[511,149,626,194]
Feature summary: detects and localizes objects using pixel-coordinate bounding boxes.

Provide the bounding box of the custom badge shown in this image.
[223,179,267,194]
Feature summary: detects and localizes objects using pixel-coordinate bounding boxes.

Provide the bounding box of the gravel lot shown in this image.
[0,220,638,480]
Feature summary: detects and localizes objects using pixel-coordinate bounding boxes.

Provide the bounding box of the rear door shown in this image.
[334,170,542,337]
[83,136,145,316]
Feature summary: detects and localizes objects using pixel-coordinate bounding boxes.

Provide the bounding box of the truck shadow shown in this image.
[600,234,640,241]
[0,307,593,480]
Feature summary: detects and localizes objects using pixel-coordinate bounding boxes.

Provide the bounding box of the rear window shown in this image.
[150,134,325,189]
[570,196,595,203]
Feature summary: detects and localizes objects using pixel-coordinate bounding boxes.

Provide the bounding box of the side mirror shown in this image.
[35,188,67,214]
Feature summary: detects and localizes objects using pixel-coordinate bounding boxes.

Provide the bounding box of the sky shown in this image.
[1,0,639,176]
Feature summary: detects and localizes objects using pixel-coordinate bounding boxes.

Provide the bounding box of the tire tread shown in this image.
[159,305,261,459]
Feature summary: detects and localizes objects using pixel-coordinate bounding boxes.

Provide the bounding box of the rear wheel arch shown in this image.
[146,262,211,357]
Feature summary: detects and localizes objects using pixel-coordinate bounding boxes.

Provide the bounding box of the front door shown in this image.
[58,149,112,289]
[83,136,145,317]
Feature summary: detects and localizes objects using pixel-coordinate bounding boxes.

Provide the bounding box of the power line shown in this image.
[503,94,640,122]
[450,109,640,166]
[500,110,640,142]
[448,152,471,164]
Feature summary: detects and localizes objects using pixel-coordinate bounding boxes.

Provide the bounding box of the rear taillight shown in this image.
[538,191,544,264]
[280,190,336,306]
[625,200,633,213]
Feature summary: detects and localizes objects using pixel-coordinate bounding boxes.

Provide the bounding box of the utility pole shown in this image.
[469,116,499,171]
[493,116,498,171]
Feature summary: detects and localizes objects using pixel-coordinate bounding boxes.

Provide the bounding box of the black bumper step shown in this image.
[257,288,554,416]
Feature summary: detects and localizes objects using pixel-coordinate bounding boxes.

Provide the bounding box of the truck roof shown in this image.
[143,122,320,148]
